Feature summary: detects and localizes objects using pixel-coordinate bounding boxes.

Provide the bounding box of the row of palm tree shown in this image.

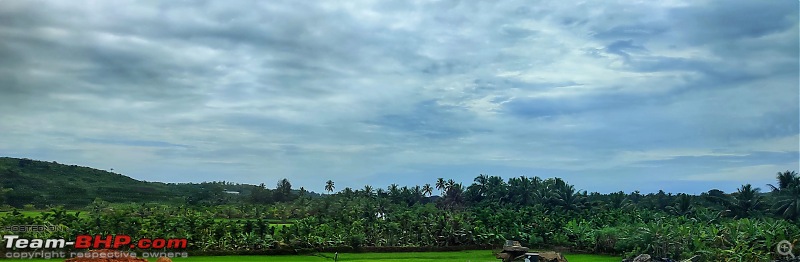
[321,170,800,221]
[697,171,800,220]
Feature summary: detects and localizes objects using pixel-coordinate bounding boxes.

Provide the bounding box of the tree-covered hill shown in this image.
[0,157,187,207]
[0,157,321,209]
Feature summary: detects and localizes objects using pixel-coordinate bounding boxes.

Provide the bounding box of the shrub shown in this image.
[594,227,620,253]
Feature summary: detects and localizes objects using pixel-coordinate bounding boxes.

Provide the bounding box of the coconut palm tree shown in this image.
[363,185,374,198]
[473,174,489,196]
[376,188,386,198]
[724,184,763,218]
[325,180,335,195]
[441,183,465,208]
[550,180,586,211]
[412,185,423,203]
[388,184,400,201]
[485,176,507,202]
[770,171,800,221]
[773,185,800,221]
[446,179,457,191]
[342,187,354,197]
[606,191,632,210]
[667,193,695,217]
[768,170,799,192]
[507,176,533,206]
[422,184,433,197]
[435,178,446,195]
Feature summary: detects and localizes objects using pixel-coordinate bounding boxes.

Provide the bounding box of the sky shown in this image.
[0,0,797,195]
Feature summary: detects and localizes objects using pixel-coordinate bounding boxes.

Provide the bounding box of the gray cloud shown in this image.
[0,0,796,194]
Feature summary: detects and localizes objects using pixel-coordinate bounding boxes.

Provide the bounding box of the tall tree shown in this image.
[325,180,335,195]
[701,189,727,208]
[770,170,800,221]
[411,185,423,204]
[507,176,533,206]
[435,178,446,195]
[606,191,632,210]
[363,185,374,198]
[376,188,386,198]
[441,183,465,209]
[249,183,272,204]
[446,179,457,192]
[724,184,763,218]
[298,187,307,197]
[485,176,507,202]
[768,170,799,192]
[388,184,400,201]
[274,178,293,202]
[667,193,695,217]
[422,184,433,197]
[342,187,354,197]
[549,178,585,211]
[773,185,800,221]
[473,174,489,197]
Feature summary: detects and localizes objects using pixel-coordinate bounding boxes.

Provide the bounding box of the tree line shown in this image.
[1,157,798,261]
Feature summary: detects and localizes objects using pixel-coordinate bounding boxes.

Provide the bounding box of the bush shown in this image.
[594,227,620,253]
[348,234,365,248]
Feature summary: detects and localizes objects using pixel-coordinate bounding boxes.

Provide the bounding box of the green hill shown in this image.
[0,157,321,209]
[0,157,187,208]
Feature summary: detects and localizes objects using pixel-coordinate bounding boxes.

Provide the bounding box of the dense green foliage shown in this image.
[1,157,799,261]
[0,157,317,208]
[0,157,177,207]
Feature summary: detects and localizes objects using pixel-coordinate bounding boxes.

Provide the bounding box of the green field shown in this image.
[2,251,620,262]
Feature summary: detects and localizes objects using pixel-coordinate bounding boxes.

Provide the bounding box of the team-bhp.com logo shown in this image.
[3,235,187,249]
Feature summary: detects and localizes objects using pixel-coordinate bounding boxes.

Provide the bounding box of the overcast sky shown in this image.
[1,0,797,194]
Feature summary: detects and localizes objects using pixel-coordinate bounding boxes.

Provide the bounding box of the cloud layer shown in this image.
[1,0,797,194]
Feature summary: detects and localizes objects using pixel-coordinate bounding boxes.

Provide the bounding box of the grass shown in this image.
[2,250,621,262]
